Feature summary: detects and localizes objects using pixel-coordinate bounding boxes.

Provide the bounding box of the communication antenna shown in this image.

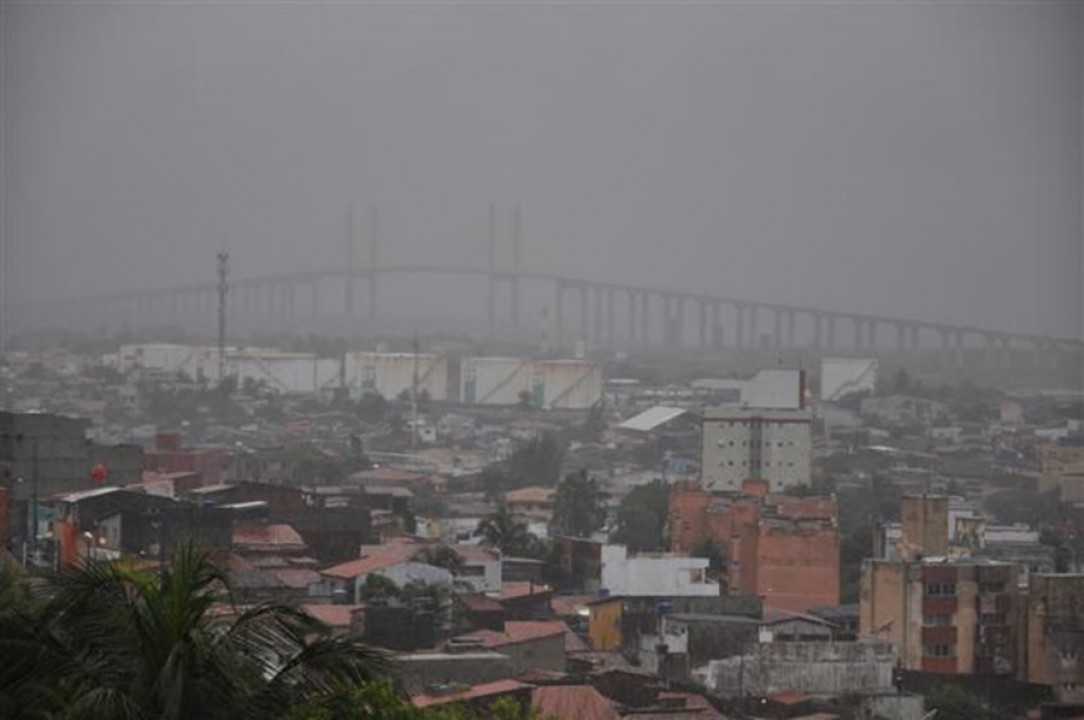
[217,251,230,383]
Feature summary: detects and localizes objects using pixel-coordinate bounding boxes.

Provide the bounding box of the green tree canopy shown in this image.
[477,506,536,557]
[549,471,606,539]
[0,545,389,720]
[610,480,670,552]
[506,433,566,489]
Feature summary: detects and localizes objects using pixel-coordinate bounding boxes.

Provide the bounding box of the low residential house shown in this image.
[449,621,570,674]
[317,550,454,604]
[532,685,620,720]
[353,467,447,494]
[412,680,533,714]
[449,543,502,594]
[504,486,556,523]
[232,523,308,557]
[300,603,365,636]
[498,581,553,620]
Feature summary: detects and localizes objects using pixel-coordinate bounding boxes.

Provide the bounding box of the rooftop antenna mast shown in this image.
[217,251,230,383]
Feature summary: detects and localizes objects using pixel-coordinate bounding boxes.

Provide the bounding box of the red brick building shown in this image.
[668,479,840,613]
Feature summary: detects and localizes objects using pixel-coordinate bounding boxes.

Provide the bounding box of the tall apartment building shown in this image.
[668,479,839,613]
[1026,573,1084,703]
[860,557,1021,675]
[700,408,812,492]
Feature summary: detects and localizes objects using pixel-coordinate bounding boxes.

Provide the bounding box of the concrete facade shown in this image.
[900,495,950,559]
[696,641,897,697]
[668,482,840,613]
[1025,573,1084,702]
[599,544,719,597]
[860,558,1020,675]
[700,408,812,492]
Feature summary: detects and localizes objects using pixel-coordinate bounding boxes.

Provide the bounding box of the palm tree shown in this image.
[476,506,532,557]
[0,544,389,720]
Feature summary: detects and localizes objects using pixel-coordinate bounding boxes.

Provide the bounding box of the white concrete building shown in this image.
[700,408,813,492]
[691,369,805,410]
[599,544,719,597]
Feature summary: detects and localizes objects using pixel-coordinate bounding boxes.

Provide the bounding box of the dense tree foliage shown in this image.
[836,473,902,603]
[477,506,538,557]
[610,480,670,552]
[0,547,388,720]
[549,471,606,539]
[286,681,549,720]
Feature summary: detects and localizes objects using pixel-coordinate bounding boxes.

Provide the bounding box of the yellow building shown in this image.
[587,597,623,651]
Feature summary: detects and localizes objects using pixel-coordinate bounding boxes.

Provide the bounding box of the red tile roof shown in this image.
[272,567,321,589]
[455,620,569,649]
[232,523,306,551]
[551,594,596,617]
[301,603,364,629]
[321,548,416,580]
[412,679,530,708]
[459,594,505,612]
[532,685,620,720]
[355,467,429,484]
[500,581,551,600]
[451,543,500,564]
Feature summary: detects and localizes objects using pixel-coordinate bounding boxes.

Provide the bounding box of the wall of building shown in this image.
[396,652,515,689]
[497,634,567,675]
[862,560,1020,676]
[1026,573,1084,702]
[600,545,719,597]
[669,484,839,613]
[756,521,840,612]
[696,641,897,697]
[588,599,624,651]
[901,495,949,559]
[701,409,812,492]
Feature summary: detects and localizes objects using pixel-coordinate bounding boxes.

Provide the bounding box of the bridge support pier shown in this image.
[579,285,589,347]
[773,310,783,350]
[640,292,650,349]
[786,311,796,349]
[605,289,615,349]
[698,300,709,349]
[554,282,565,352]
[734,304,745,350]
[593,286,604,349]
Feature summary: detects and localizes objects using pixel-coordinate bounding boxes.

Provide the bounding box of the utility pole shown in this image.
[217,252,229,383]
[411,329,420,453]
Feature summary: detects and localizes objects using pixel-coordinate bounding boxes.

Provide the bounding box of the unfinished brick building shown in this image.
[668,479,840,613]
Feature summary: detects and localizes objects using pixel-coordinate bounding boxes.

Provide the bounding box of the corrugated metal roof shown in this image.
[617,406,688,432]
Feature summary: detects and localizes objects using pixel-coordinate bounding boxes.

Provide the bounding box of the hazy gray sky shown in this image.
[3,1,1081,335]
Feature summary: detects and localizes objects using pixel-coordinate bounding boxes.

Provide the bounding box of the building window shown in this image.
[924,644,953,658]
[923,614,951,627]
[925,583,957,596]
[979,582,1005,594]
[979,613,1005,625]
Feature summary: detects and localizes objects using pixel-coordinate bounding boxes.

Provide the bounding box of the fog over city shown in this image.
[3,2,1082,335]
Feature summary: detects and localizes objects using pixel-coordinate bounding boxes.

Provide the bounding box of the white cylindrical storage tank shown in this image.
[532,359,603,410]
[461,357,532,406]
[345,352,449,401]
